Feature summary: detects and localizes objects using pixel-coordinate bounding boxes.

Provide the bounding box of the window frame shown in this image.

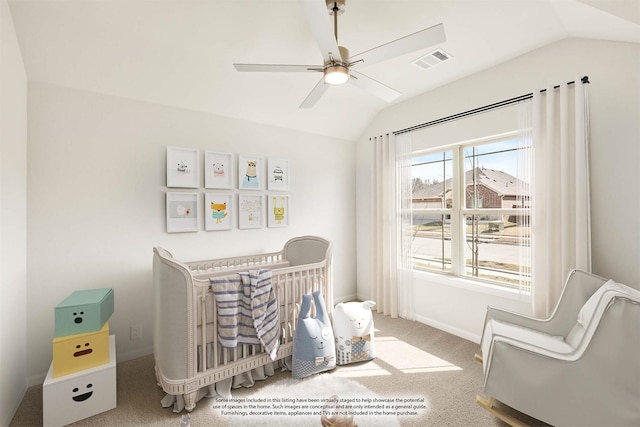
[409,131,531,290]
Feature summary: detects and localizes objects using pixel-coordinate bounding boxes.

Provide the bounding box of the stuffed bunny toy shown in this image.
[333,301,376,365]
[292,290,336,378]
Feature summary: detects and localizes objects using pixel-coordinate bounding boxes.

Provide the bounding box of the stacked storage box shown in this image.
[43,288,116,427]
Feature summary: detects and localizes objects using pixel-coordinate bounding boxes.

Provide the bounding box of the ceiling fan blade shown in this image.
[234,64,322,72]
[299,77,330,108]
[298,0,342,63]
[348,23,445,67]
[349,70,401,103]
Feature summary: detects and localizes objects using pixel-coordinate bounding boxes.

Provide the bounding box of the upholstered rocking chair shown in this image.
[476,269,640,427]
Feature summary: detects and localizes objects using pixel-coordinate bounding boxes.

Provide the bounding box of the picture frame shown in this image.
[238,154,265,190]
[205,151,233,189]
[238,194,264,229]
[268,194,290,227]
[268,158,290,191]
[166,146,199,188]
[204,193,234,231]
[166,192,199,233]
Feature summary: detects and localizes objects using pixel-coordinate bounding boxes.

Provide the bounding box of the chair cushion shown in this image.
[483,319,574,357]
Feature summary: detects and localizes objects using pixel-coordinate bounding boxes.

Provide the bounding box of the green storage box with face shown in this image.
[54,288,114,337]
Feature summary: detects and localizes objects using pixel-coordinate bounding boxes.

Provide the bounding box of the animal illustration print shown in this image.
[210,202,228,223]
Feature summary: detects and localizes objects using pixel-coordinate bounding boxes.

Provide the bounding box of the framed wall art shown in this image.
[268,194,289,227]
[204,193,233,231]
[238,155,265,190]
[205,151,233,189]
[238,194,264,229]
[268,158,290,191]
[166,192,199,233]
[167,146,199,188]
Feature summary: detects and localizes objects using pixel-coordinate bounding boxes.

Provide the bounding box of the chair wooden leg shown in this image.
[476,394,529,427]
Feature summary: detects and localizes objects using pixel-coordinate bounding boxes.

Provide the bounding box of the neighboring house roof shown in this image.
[413,167,529,199]
[413,182,448,200]
[473,167,529,197]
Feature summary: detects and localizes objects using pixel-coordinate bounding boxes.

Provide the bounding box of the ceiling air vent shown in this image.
[412,48,452,70]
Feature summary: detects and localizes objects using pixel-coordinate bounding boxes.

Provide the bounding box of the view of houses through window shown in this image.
[410,135,531,289]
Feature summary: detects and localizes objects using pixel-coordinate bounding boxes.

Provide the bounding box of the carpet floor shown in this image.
[10,312,544,426]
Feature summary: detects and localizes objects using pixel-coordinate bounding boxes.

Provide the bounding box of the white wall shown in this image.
[0,0,28,424]
[357,38,640,342]
[26,82,357,385]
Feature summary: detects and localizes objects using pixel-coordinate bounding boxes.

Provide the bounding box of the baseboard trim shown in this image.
[335,293,358,304]
[3,382,27,426]
[116,345,154,364]
[413,313,481,344]
[27,373,46,388]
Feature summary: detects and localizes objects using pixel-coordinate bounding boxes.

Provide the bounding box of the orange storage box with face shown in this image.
[52,322,110,378]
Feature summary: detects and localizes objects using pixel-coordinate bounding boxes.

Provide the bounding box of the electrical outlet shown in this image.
[130,325,142,340]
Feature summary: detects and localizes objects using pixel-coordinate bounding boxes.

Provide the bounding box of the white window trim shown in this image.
[409,134,531,291]
[412,268,531,302]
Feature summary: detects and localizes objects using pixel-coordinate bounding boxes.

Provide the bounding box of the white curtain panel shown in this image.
[372,134,398,317]
[396,134,414,320]
[371,134,413,318]
[516,99,534,293]
[532,79,592,317]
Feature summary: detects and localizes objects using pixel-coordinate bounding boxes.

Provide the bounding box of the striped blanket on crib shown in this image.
[210,270,280,360]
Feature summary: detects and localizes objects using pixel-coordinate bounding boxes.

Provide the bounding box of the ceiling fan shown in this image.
[233,0,446,108]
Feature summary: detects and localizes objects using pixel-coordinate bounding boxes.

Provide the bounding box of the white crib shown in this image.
[152,236,333,411]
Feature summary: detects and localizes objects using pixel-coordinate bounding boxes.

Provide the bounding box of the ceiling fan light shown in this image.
[324,65,349,85]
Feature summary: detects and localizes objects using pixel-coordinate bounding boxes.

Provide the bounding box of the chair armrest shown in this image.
[481,305,560,343]
[480,270,609,349]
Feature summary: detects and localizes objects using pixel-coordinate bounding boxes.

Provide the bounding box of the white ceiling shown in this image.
[8,0,640,141]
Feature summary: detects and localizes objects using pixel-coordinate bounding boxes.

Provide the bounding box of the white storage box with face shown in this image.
[43,335,116,426]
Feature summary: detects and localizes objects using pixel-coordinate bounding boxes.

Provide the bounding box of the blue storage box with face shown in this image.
[54,288,114,337]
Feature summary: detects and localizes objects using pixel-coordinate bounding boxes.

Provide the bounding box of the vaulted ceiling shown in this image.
[8,0,640,140]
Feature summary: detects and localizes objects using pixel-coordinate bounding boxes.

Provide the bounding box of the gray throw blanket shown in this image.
[210,270,280,360]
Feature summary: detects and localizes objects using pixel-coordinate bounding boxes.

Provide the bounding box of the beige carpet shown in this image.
[10,313,543,426]
[225,374,400,427]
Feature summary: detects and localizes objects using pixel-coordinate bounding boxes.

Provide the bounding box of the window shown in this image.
[410,133,531,290]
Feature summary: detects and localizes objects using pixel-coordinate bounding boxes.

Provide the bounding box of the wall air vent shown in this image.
[411,48,452,70]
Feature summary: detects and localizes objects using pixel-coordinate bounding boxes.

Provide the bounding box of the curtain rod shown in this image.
[393,76,589,136]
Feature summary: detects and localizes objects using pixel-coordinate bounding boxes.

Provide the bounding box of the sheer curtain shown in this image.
[371,133,413,318]
[532,79,592,317]
[517,99,533,294]
[396,134,413,319]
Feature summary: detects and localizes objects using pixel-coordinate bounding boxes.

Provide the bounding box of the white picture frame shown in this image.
[238,154,265,190]
[268,158,290,191]
[204,193,234,231]
[167,146,199,188]
[205,151,233,189]
[166,192,199,233]
[268,194,290,227]
[238,194,264,229]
